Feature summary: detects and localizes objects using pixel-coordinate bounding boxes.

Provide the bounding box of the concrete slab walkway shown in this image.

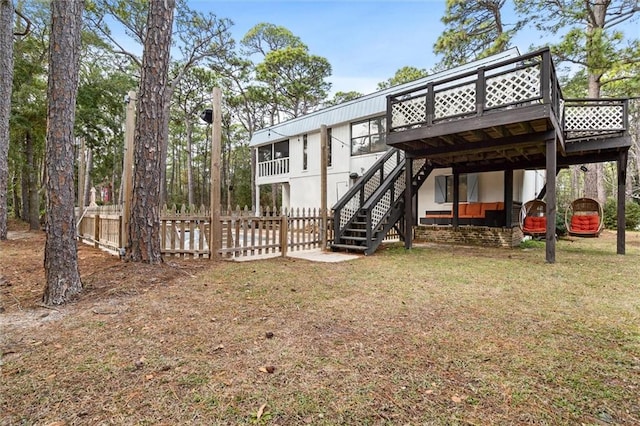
[287,248,362,263]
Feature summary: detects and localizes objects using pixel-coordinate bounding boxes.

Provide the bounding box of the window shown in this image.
[258,140,290,163]
[258,145,272,162]
[327,128,332,167]
[302,134,308,171]
[435,174,478,203]
[274,140,289,159]
[351,116,387,156]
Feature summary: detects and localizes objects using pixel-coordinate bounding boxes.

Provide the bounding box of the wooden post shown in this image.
[545,137,557,263]
[210,88,222,259]
[121,91,136,250]
[404,156,413,249]
[280,213,288,257]
[320,125,328,249]
[617,149,628,255]
[94,214,100,249]
[452,170,459,228]
[78,137,85,208]
[504,169,513,227]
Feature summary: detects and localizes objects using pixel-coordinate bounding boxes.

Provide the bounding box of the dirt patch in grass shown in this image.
[2,222,640,425]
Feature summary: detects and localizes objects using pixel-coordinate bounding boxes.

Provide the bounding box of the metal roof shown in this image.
[250,47,521,147]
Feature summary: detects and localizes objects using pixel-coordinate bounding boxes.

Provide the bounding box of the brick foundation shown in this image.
[414,225,523,248]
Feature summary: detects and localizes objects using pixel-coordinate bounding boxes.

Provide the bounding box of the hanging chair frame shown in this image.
[519,199,547,237]
[565,197,604,237]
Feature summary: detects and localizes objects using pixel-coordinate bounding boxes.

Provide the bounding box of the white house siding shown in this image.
[269,121,391,209]
[251,48,527,211]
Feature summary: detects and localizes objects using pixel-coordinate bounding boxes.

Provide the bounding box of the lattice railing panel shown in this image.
[434,83,475,119]
[486,66,541,108]
[364,173,381,200]
[339,195,361,228]
[370,169,407,232]
[413,158,426,176]
[391,96,426,129]
[565,105,625,132]
[370,190,392,231]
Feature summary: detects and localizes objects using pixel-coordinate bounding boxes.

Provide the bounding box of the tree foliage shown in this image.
[325,91,364,107]
[434,0,524,69]
[515,0,640,98]
[377,66,428,90]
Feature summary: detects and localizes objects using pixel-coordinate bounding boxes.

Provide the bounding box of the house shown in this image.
[250,48,543,211]
[250,47,631,262]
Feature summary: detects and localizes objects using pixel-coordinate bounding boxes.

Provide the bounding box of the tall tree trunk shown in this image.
[21,130,39,230]
[126,0,175,263]
[0,0,13,240]
[21,138,30,220]
[12,173,20,219]
[584,2,607,205]
[570,165,579,200]
[27,140,39,231]
[186,120,194,206]
[43,0,84,305]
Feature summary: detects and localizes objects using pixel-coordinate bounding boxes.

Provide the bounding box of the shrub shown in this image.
[555,204,567,236]
[603,199,640,230]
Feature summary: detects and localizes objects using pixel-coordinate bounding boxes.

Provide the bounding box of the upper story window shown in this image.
[302,134,308,171]
[257,140,290,177]
[351,116,387,156]
[258,140,289,163]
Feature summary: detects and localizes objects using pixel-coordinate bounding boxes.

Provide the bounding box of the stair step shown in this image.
[342,236,367,241]
[345,228,367,233]
[331,243,367,252]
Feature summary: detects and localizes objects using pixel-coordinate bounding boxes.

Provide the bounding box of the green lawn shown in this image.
[2,230,639,425]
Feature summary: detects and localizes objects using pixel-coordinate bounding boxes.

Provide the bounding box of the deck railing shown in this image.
[563,98,628,140]
[387,47,627,142]
[257,157,290,177]
[387,48,561,132]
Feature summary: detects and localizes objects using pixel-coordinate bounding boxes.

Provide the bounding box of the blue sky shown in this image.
[189,0,452,94]
[188,0,639,95]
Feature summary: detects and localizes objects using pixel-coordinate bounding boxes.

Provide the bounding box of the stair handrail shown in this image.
[331,148,401,211]
[362,159,433,255]
[362,158,429,234]
[332,148,404,240]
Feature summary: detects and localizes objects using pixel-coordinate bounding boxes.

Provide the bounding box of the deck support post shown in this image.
[504,169,513,227]
[545,137,557,263]
[404,156,413,250]
[617,149,628,255]
[452,171,460,228]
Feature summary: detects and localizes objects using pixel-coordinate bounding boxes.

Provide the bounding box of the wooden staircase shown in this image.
[331,150,433,255]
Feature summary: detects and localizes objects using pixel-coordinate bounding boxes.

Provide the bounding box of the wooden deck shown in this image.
[384,47,631,262]
[386,48,630,173]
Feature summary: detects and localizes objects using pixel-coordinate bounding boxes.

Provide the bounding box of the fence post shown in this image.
[280,213,288,257]
[94,214,100,249]
[210,87,222,259]
[122,91,136,250]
